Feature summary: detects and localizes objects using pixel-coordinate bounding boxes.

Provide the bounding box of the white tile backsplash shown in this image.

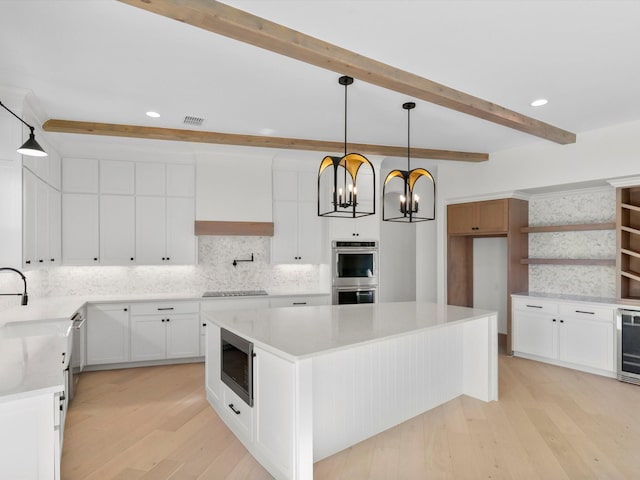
[528,187,616,297]
[0,237,323,309]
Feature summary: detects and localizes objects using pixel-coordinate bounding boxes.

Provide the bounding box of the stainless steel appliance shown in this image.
[69,311,86,401]
[618,309,640,385]
[331,241,378,304]
[332,286,377,305]
[332,241,378,287]
[221,328,254,407]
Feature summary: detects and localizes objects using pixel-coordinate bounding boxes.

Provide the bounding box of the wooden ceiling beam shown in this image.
[117,0,576,145]
[43,119,488,162]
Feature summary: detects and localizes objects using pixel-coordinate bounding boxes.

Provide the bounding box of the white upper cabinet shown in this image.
[100,195,135,264]
[167,163,195,197]
[136,196,167,265]
[271,169,325,264]
[62,158,99,193]
[23,170,61,268]
[35,178,50,266]
[136,162,166,196]
[49,189,61,265]
[166,197,196,264]
[22,169,37,267]
[62,193,99,265]
[100,160,134,195]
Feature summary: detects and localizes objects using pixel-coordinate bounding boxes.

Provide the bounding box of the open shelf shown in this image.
[521,258,615,266]
[521,222,615,233]
[621,203,640,213]
[621,269,640,283]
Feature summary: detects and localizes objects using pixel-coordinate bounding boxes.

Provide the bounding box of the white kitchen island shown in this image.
[204,301,498,480]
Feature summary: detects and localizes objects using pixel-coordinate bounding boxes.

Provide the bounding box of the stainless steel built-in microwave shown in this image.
[221,328,254,406]
[332,241,378,287]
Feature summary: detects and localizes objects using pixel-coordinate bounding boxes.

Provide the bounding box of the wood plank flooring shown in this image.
[62,355,640,479]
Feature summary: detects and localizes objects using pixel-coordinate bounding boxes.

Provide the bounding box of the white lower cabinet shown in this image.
[204,324,295,480]
[130,301,200,362]
[512,296,615,375]
[0,391,61,480]
[86,303,130,365]
[253,346,294,479]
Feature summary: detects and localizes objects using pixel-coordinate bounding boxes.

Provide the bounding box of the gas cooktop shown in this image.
[202,290,268,298]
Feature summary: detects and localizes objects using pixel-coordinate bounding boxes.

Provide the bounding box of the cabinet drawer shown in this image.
[222,383,252,438]
[512,298,558,314]
[130,301,199,316]
[269,295,330,308]
[557,304,614,322]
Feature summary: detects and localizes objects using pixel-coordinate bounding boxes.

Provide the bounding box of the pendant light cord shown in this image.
[344,81,348,156]
[407,106,411,172]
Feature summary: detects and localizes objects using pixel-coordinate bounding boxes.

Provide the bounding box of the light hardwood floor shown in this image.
[63,356,640,479]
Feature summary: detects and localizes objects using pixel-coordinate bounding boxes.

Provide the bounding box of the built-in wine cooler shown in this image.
[618,309,640,385]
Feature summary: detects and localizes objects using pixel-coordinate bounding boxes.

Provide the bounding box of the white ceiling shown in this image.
[1,0,640,158]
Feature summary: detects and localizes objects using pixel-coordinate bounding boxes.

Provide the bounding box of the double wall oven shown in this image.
[331,241,378,305]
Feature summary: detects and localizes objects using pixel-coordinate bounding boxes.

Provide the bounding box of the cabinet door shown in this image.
[48,188,61,265]
[447,203,475,234]
[476,199,508,233]
[100,195,135,264]
[254,347,294,478]
[166,197,196,264]
[273,170,298,202]
[22,170,37,267]
[166,163,195,197]
[297,200,324,263]
[271,200,298,263]
[100,160,134,195]
[86,304,130,365]
[205,323,221,403]
[35,178,50,265]
[62,193,99,265]
[136,162,165,196]
[131,315,166,362]
[558,317,614,371]
[513,310,556,358]
[62,158,99,193]
[135,196,166,265]
[166,314,200,359]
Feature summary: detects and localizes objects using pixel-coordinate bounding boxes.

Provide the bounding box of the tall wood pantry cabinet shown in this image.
[447,198,528,353]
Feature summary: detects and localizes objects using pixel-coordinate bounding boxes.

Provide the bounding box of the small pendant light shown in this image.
[382,102,435,223]
[318,76,375,218]
[0,101,48,157]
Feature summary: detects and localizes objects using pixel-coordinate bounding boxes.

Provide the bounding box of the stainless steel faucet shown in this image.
[0,267,28,306]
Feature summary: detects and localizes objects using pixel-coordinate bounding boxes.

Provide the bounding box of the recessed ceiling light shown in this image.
[146,111,160,118]
[530,99,548,107]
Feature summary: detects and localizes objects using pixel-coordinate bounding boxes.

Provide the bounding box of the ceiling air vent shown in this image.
[183,115,205,127]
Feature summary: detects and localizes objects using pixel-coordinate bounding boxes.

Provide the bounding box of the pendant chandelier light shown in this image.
[0,101,47,157]
[382,102,435,223]
[318,76,375,218]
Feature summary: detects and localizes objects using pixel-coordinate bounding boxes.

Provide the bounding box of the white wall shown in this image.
[473,238,508,333]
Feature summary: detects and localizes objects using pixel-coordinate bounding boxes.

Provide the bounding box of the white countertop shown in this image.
[0,332,67,402]
[512,292,620,306]
[0,290,329,401]
[205,301,496,361]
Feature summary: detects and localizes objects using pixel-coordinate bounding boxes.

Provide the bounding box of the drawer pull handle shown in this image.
[526,305,543,309]
[575,310,594,315]
[293,302,307,305]
[228,404,241,415]
[157,307,174,311]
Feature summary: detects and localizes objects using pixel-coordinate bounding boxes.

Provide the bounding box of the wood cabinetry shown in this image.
[447,199,508,235]
[447,198,528,353]
[618,186,640,301]
[512,296,615,375]
[86,303,131,365]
